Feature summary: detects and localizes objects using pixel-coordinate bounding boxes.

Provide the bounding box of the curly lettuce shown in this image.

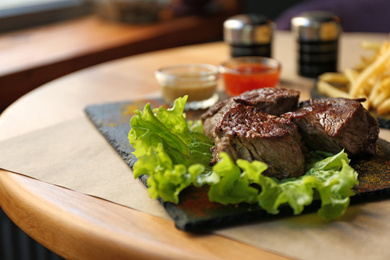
[128,96,213,203]
[212,151,358,220]
[128,96,359,220]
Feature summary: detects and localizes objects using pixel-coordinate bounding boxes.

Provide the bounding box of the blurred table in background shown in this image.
[0,0,240,112]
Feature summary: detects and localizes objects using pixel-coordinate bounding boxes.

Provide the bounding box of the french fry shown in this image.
[378,98,390,115]
[360,54,377,67]
[368,77,383,107]
[350,44,390,97]
[361,41,383,51]
[379,42,390,55]
[344,68,358,91]
[317,39,390,115]
[318,72,349,84]
[317,81,351,98]
[369,76,390,108]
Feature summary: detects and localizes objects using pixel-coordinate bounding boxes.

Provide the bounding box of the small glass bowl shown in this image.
[219,56,281,96]
[155,64,219,110]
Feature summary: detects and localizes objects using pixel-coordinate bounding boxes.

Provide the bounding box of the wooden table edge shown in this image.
[0,169,289,260]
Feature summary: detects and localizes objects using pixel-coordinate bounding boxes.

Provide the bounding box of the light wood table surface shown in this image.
[0,31,389,260]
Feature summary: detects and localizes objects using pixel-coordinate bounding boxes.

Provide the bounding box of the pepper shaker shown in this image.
[223,14,275,58]
[291,11,342,78]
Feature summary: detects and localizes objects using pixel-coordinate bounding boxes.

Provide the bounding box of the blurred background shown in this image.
[0,0,304,33]
[0,0,387,259]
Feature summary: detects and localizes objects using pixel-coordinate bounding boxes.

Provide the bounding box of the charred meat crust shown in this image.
[201,88,300,140]
[233,87,300,116]
[284,98,379,156]
[213,104,306,179]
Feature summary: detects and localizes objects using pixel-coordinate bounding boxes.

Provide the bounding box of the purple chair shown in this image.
[275,0,390,32]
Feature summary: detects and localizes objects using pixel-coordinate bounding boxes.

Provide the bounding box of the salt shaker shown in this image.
[223,14,275,58]
[291,11,342,78]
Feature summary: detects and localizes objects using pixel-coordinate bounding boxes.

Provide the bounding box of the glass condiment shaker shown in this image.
[291,11,342,78]
[223,14,275,58]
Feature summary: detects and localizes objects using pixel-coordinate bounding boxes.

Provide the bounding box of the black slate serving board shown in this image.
[85,98,390,232]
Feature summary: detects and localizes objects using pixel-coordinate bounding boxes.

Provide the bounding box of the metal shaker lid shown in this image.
[291,11,342,41]
[224,14,275,45]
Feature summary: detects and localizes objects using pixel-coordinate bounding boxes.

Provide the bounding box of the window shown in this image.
[0,0,92,33]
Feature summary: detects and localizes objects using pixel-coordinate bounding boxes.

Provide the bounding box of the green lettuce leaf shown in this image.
[128,96,213,203]
[128,97,359,220]
[213,150,359,220]
[207,153,259,205]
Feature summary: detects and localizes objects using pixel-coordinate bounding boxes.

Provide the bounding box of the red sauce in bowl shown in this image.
[220,58,281,96]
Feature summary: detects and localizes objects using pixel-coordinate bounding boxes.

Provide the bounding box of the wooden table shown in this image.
[0,31,389,260]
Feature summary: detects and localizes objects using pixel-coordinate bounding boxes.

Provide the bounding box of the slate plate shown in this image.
[85,98,390,232]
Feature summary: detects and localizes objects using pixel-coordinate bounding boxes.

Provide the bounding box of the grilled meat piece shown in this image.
[201,98,233,140]
[284,98,379,156]
[233,87,300,115]
[213,104,306,179]
[201,88,300,140]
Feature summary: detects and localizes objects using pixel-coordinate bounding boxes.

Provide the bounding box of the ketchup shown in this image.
[221,62,280,96]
